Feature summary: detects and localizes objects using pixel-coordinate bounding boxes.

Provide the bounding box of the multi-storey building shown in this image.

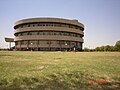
[7,18,84,51]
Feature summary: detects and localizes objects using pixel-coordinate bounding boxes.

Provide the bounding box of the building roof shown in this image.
[14,18,84,28]
[5,37,14,42]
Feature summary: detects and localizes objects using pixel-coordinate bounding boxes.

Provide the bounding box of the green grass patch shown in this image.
[0,51,120,90]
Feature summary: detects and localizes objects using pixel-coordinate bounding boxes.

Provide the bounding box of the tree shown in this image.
[109,46,115,51]
[115,40,120,51]
[95,47,100,51]
[104,45,111,51]
[100,46,105,51]
[94,45,115,52]
[84,47,90,52]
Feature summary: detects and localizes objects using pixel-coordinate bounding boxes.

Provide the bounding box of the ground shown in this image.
[0,51,120,90]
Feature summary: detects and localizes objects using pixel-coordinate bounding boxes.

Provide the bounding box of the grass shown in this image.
[0,51,120,90]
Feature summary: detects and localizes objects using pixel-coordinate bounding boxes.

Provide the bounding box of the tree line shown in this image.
[84,40,120,52]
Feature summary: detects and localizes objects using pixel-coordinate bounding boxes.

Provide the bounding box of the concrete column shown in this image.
[9,42,11,50]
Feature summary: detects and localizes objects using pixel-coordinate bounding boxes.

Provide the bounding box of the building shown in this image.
[7,18,84,51]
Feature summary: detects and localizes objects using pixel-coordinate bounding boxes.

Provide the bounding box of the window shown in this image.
[16,41,21,45]
[77,42,81,46]
[28,32,38,35]
[21,41,28,45]
[39,41,47,45]
[20,25,23,28]
[32,32,38,35]
[22,32,28,36]
[15,42,18,45]
[66,41,70,45]
[15,33,18,36]
[77,34,79,37]
[30,24,35,27]
[49,31,54,35]
[59,41,65,45]
[53,32,57,35]
[28,24,30,27]
[56,32,60,35]
[20,33,23,36]
[39,32,44,35]
[51,41,59,45]
[71,42,76,46]
[29,41,38,45]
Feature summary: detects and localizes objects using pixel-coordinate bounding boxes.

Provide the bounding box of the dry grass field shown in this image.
[0,51,120,90]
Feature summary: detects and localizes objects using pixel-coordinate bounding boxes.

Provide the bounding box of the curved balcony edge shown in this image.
[14,35,84,42]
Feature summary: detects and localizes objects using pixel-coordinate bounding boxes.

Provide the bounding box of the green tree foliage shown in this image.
[86,40,120,52]
[94,47,100,51]
[115,40,120,51]
[94,45,115,52]
[84,47,90,52]
[104,45,111,51]
[94,40,120,52]
[109,46,115,51]
[100,46,105,51]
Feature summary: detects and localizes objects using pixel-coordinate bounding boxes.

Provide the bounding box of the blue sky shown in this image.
[0,0,120,48]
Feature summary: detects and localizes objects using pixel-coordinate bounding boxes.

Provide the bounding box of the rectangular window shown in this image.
[22,32,28,36]
[59,41,65,45]
[39,41,47,45]
[29,32,38,35]
[28,24,30,27]
[39,32,44,35]
[21,41,28,45]
[51,41,58,45]
[29,41,38,45]
[16,41,21,45]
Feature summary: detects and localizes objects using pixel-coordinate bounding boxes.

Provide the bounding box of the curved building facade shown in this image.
[14,18,84,51]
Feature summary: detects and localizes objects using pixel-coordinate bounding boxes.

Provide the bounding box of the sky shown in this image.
[0,0,120,49]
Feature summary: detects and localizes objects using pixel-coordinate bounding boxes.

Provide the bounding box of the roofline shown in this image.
[14,17,84,28]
